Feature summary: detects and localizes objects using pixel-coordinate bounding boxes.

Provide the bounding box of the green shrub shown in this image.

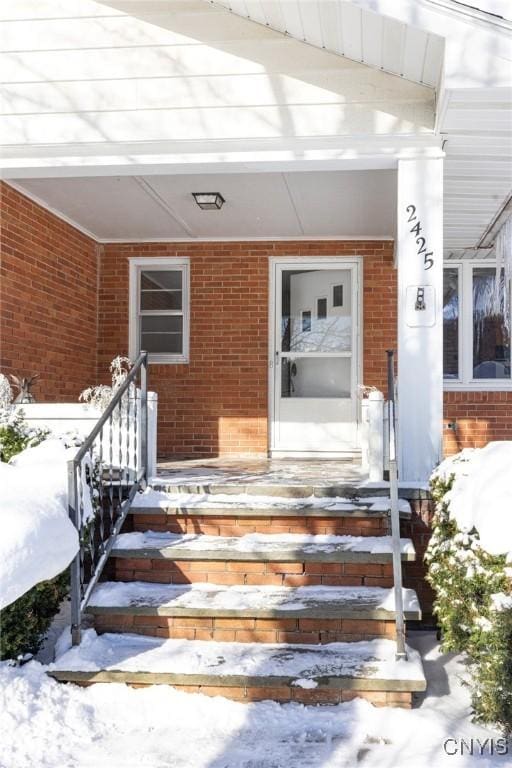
[425,468,512,734]
[0,409,48,463]
[0,572,69,660]
[472,603,512,734]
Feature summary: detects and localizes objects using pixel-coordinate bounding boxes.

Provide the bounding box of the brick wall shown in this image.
[443,391,512,454]
[0,182,99,400]
[2,184,510,460]
[99,241,396,457]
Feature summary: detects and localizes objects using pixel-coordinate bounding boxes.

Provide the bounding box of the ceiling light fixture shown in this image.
[192,192,225,210]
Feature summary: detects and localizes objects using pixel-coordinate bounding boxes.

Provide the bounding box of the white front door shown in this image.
[270,259,360,455]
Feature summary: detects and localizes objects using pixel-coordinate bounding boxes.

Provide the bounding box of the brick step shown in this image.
[49,631,426,707]
[89,581,421,642]
[112,531,416,564]
[109,532,414,587]
[131,511,390,537]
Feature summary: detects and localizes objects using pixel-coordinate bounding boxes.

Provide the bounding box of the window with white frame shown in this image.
[443,261,511,388]
[129,259,189,364]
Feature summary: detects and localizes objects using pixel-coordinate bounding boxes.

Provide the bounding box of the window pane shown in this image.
[141,290,182,311]
[141,271,182,290]
[317,298,327,319]
[140,270,182,311]
[333,284,344,307]
[301,310,312,333]
[281,269,352,352]
[443,268,459,379]
[281,357,351,398]
[472,267,510,379]
[140,315,183,355]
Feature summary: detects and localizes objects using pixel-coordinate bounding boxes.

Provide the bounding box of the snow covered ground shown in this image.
[0,439,79,609]
[0,633,509,768]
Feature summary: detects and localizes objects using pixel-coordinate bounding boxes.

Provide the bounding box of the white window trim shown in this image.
[129,257,190,364]
[444,259,512,392]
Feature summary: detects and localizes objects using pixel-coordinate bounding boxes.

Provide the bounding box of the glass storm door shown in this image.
[271,262,359,454]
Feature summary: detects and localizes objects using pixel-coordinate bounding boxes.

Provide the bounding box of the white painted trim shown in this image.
[268,255,363,454]
[102,235,395,244]
[423,0,512,31]
[1,136,444,178]
[270,451,362,459]
[129,257,190,365]
[443,258,512,390]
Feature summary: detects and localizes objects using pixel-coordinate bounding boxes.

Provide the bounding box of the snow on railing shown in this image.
[67,352,149,645]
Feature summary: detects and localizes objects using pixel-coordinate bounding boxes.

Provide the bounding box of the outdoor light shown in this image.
[192,192,225,210]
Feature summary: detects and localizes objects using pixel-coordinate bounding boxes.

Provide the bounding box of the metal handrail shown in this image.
[68,351,148,645]
[386,349,407,661]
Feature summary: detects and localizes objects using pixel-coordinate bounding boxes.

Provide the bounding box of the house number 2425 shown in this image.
[405,205,434,271]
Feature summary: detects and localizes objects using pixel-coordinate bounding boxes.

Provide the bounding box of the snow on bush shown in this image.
[0,439,79,610]
[432,442,512,558]
[0,397,48,463]
[426,443,512,733]
[80,356,133,412]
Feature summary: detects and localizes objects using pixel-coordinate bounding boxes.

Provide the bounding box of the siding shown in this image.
[0,1,435,151]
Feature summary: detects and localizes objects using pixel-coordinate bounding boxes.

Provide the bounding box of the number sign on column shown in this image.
[405,205,434,271]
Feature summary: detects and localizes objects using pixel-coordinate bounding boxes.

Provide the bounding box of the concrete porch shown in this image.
[155,455,368,490]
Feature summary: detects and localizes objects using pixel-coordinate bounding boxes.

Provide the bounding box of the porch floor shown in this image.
[155,456,367,487]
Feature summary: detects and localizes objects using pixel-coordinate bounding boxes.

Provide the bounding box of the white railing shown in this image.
[14,394,158,478]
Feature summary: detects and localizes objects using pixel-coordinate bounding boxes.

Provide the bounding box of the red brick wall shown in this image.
[3,185,509,461]
[443,391,512,455]
[99,241,396,457]
[0,182,99,400]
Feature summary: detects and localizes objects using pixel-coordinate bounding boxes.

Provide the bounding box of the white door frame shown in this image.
[268,256,363,457]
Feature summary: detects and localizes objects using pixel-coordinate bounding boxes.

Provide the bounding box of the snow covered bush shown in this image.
[0,438,80,660]
[80,355,133,412]
[0,409,49,463]
[425,447,512,733]
[0,375,48,462]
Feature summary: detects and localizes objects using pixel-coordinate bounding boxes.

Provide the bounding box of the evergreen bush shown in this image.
[0,573,68,661]
[425,466,512,734]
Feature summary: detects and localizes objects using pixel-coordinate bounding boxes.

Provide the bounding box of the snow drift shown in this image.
[433,441,512,558]
[0,439,79,610]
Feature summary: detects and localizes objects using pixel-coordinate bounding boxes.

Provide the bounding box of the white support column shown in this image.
[397,156,444,482]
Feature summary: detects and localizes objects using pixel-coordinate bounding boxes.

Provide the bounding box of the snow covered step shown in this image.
[132,489,411,517]
[149,477,413,503]
[49,631,426,706]
[89,582,421,642]
[130,490,412,537]
[90,582,422,620]
[112,531,416,564]
[110,532,414,588]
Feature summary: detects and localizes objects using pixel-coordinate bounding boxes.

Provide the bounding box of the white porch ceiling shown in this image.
[10,170,397,241]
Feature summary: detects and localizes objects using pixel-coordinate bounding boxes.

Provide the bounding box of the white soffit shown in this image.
[9,170,397,241]
[210,0,444,89]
